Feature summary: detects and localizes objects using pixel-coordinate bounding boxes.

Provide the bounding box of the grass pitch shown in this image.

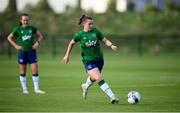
[0,52,180,112]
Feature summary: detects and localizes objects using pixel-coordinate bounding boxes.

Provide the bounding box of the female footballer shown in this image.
[63,15,119,104]
[7,13,45,94]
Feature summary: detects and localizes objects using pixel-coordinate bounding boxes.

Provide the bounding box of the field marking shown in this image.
[0,83,176,91]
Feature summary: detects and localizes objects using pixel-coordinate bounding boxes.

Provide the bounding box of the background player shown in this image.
[7,13,45,94]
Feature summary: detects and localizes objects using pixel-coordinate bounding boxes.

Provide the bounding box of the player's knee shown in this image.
[94,76,103,82]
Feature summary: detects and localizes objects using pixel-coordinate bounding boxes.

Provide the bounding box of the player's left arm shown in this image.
[102,37,118,51]
[32,30,43,49]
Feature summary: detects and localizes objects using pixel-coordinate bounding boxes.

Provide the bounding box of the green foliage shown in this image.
[25,0,58,34]
[0,0,180,36]
[0,0,18,34]
[127,2,135,12]
[107,0,117,13]
[166,2,175,11]
[145,3,158,12]
[4,0,17,13]
[165,2,180,12]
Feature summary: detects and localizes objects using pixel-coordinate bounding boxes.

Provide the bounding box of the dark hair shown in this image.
[19,13,29,25]
[78,14,92,25]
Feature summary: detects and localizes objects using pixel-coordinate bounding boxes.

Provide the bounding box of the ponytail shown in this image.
[78,14,92,25]
[78,14,86,25]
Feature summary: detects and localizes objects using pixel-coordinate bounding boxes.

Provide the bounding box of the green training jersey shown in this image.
[11,26,37,52]
[73,27,104,62]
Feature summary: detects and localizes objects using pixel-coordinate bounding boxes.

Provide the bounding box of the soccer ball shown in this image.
[127,91,141,104]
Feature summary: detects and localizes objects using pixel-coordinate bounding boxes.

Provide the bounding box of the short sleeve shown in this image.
[11,27,19,37]
[32,26,37,34]
[73,32,81,42]
[96,28,104,40]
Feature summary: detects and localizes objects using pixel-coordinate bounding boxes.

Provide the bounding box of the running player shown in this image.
[7,13,45,94]
[63,14,119,104]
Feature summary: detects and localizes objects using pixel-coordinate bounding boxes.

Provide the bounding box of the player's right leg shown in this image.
[82,61,97,99]
[18,51,29,94]
[19,64,29,94]
[81,76,95,99]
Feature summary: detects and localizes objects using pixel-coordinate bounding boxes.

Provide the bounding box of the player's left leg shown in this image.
[29,50,45,94]
[88,68,119,104]
[30,63,45,94]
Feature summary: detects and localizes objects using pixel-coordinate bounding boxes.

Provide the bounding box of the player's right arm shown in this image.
[7,33,22,50]
[63,39,77,64]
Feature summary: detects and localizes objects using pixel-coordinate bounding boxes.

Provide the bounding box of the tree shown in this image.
[3,0,19,34]
[4,0,17,13]
[77,0,81,10]
[108,0,117,13]
[73,0,84,14]
[165,2,180,12]
[26,0,57,34]
[127,2,135,12]
[146,3,158,12]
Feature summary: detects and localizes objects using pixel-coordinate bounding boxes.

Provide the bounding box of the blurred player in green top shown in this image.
[63,15,119,104]
[7,13,45,94]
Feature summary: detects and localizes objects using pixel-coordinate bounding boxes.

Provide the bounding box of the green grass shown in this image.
[0,53,180,112]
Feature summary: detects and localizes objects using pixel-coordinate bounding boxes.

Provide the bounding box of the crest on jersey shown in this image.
[28,30,32,33]
[92,33,97,38]
[83,37,86,40]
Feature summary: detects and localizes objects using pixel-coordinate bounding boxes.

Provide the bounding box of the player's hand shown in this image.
[15,45,22,50]
[111,45,118,51]
[32,42,39,49]
[63,56,69,64]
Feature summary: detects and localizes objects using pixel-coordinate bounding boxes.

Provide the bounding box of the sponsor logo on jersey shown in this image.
[22,35,32,41]
[85,40,97,47]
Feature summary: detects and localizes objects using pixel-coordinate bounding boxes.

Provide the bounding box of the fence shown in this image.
[1,34,180,58]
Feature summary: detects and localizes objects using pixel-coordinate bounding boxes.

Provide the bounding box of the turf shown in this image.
[0,52,180,112]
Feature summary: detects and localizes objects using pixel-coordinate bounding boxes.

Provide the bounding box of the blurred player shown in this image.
[7,13,45,94]
[63,14,119,104]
